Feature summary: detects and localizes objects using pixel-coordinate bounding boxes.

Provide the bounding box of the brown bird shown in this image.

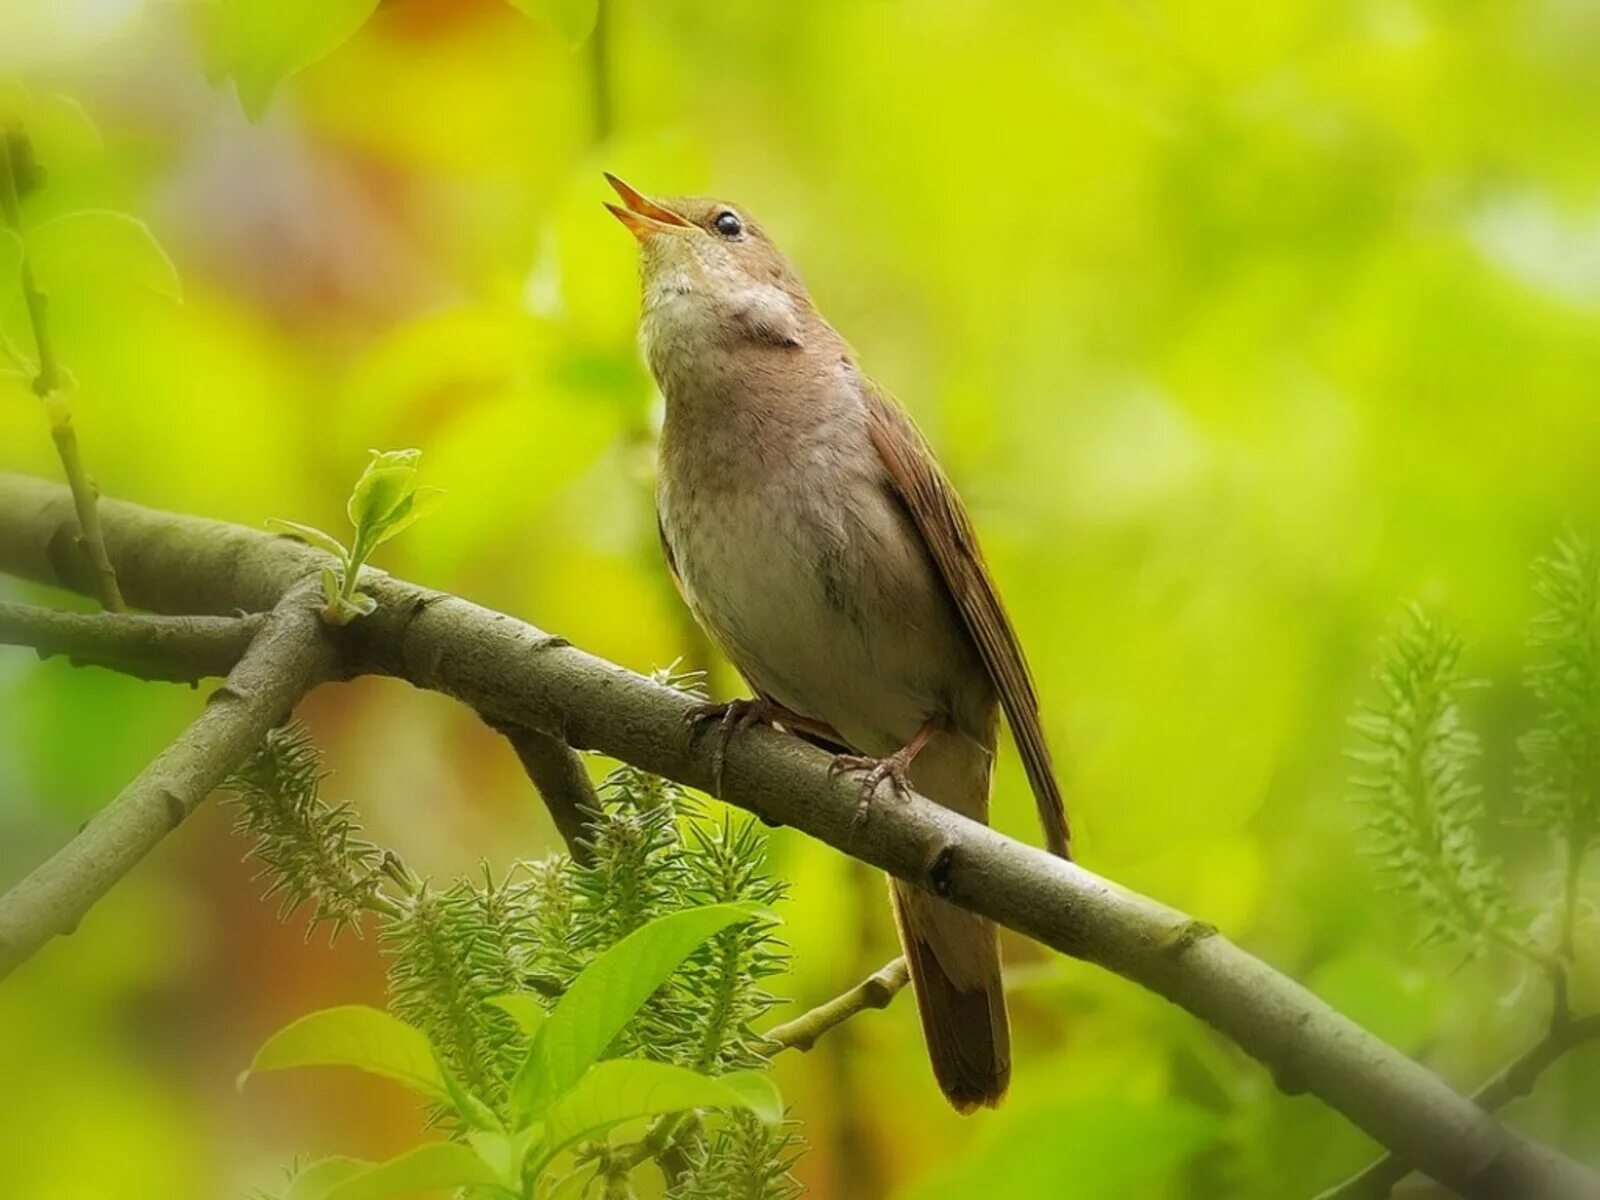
[605,174,1070,1112]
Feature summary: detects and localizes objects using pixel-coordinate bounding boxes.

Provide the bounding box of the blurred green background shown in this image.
[2,0,1599,1196]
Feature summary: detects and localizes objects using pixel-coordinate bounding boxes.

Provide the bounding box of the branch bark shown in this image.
[765,957,910,1054]
[0,580,335,978]
[0,601,264,683]
[1318,1010,1600,1200]
[0,471,1595,1200]
[489,720,599,863]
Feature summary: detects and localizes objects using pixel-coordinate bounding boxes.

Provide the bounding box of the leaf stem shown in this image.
[0,127,124,612]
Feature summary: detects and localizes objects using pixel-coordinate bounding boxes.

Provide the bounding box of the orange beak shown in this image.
[604,172,692,240]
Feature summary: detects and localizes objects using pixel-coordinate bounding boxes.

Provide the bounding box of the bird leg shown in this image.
[685,696,840,794]
[831,719,939,829]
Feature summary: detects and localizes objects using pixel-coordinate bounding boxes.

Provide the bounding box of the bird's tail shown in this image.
[890,729,1010,1112]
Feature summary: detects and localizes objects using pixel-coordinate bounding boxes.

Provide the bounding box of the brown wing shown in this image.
[866,391,1071,859]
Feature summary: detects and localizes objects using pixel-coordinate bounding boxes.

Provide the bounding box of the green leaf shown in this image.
[710,1069,785,1125]
[437,1052,503,1133]
[267,518,349,559]
[507,0,599,47]
[541,1164,596,1199]
[320,565,340,607]
[347,448,422,532]
[511,903,767,1116]
[285,1158,369,1200]
[323,1143,509,1200]
[26,93,103,172]
[243,1004,448,1103]
[25,210,182,302]
[488,992,548,1041]
[370,485,446,547]
[216,0,382,120]
[532,1060,782,1174]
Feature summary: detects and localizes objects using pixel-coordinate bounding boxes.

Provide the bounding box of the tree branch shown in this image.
[1317,1010,1600,1200]
[0,580,335,978]
[0,471,1596,1200]
[764,957,910,1054]
[0,601,265,683]
[488,719,599,862]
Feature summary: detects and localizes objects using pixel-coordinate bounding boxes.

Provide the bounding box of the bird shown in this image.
[605,173,1070,1113]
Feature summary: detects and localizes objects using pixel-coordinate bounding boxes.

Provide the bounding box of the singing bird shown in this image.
[605,175,1070,1112]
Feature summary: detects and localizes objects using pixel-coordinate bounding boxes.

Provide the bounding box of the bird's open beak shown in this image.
[604,173,692,240]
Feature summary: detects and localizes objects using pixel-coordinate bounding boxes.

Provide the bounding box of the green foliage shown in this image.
[23,210,181,303]
[269,448,445,625]
[1349,605,1509,949]
[213,0,382,121]
[231,729,803,1199]
[509,902,770,1117]
[250,911,782,1197]
[507,0,600,47]
[1521,534,1600,869]
[0,117,179,390]
[666,1113,805,1200]
[386,869,533,1112]
[223,724,388,942]
[243,1005,448,1104]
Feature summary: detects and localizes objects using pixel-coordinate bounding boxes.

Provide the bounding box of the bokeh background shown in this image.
[3,0,1599,1196]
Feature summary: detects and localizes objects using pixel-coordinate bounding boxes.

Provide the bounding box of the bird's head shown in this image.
[604,174,810,351]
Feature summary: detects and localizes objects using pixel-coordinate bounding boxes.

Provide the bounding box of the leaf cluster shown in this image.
[1350,605,1508,949]
[1352,535,1600,962]
[269,448,445,625]
[1521,535,1600,870]
[226,730,805,1199]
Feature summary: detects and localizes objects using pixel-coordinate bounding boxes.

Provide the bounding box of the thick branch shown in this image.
[764,957,909,1054]
[0,471,1595,1200]
[0,601,264,683]
[0,582,334,978]
[1318,1011,1600,1200]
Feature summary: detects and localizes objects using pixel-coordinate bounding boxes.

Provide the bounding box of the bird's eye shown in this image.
[713,210,743,238]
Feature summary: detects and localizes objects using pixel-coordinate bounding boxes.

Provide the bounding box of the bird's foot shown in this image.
[685,696,790,794]
[832,747,918,831]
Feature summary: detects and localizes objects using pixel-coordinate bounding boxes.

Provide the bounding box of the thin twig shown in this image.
[763,957,910,1054]
[1315,1007,1600,1199]
[0,129,124,612]
[0,601,264,683]
[614,959,911,1177]
[0,472,1596,1200]
[0,582,333,979]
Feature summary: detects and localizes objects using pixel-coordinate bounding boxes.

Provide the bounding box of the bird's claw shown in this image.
[832,751,915,830]
[685,698,776,794]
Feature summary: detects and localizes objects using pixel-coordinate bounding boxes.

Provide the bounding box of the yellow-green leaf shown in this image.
[267,518,349,560]
[243,1004,448,1103]
[216,0,382,120]
[487,992,548,1041]
[507,0,599,47]
[323,1143,509,1200]
[370,485,446,547]
[25,210,181,302]
[347,448,422,532]
[511,903,769,1117]
[533,1060,783,1174]
[285,1158,369,1200]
